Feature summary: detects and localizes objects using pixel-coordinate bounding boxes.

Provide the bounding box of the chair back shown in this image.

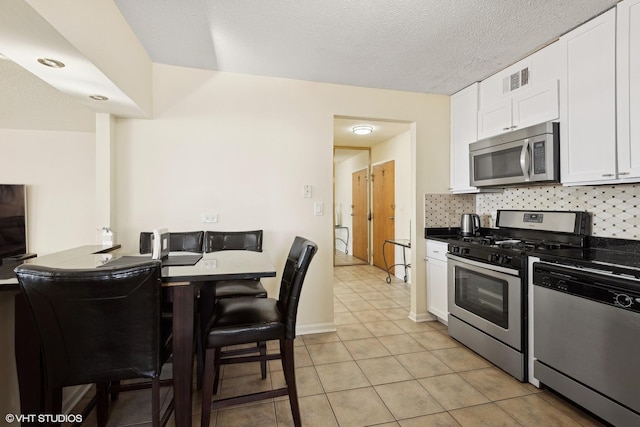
[203,230,263,253]
[139,231,204,254]
[15,261,164,390]
[278,236,317,339]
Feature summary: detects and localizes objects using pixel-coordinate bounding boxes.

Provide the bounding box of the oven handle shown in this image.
[447,253,521,277]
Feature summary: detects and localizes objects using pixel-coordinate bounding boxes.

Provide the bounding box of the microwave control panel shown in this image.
[532,141,546,174]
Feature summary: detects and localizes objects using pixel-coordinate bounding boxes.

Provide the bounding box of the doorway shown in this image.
[334,148,370,266]
[333,116,411,269]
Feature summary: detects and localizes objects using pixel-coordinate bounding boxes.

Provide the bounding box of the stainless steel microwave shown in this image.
[469,121,559,187]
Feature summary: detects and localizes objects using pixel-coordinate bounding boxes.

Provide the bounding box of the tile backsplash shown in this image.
[425,183,640,239]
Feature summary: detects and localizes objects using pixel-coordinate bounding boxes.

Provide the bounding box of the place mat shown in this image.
[100,254,202,268]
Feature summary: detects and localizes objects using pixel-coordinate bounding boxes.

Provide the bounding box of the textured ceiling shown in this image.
[0,0,620,133]
[115,0,619,95]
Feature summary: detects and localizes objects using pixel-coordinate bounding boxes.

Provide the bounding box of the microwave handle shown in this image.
[520,139,531,180]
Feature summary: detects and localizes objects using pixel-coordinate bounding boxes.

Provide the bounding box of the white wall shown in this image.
[0,65,449,334]
[372,130,412,281]
[0,129,96,255]
[114,64,449,331]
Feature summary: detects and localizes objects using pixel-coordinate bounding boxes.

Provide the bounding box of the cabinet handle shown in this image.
[618,172,630,176]
[433,250,439,253]
[511,125,517,129]
[602,173,615,177]
[503,127,510,131]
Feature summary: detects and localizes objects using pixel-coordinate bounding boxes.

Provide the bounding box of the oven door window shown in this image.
[454,266,508,329]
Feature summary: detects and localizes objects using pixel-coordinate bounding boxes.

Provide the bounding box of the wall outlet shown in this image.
[201,213,218,223]
[303,185,312,198]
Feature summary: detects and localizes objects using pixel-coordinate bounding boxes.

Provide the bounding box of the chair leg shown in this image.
[259,341,267,379]
[96,383,109,427]
[44,388,62,427]
[212,347,222,394]
[201,349,217,427]
[110,380,121,401]
[152,377,160,427]
[281,339,301,427]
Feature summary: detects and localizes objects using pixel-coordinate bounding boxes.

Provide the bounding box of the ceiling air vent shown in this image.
[502,67,530,94]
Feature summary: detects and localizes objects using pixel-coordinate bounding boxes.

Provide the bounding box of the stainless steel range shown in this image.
[446,210,590,381]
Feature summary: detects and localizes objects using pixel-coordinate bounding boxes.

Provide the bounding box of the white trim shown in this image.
[409,311,435,323]
[296,322,336,336]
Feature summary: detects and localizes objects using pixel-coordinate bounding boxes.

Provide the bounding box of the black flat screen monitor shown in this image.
[0,184,27,259]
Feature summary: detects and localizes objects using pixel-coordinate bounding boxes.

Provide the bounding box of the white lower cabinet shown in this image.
[426,240,448,322]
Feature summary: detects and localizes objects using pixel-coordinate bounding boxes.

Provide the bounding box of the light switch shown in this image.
[303,185,312,198]
[314,202,324,216]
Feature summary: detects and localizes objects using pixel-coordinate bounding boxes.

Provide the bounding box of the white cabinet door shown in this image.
[426,240,448,322]
[450,83,479,193]
[478,81,559,140]
[477,98,512,139]
[617,0,640,180]
[512,80,559,130]
[560,8,617,185]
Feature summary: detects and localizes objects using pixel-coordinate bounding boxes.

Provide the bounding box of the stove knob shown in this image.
[452,246,460,254]
[488,254,498,262]
[499,255,512,265]
[461,248,470,255]
[615,294,633,308]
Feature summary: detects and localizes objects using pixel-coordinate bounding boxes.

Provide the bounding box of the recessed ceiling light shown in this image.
[89,95,109,101]
[37,57,65,68]
[352,125,373,135]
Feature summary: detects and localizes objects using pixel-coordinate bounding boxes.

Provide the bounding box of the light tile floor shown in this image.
[73,264,607,427]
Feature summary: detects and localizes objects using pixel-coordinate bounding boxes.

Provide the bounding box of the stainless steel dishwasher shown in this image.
[533,262,640,426]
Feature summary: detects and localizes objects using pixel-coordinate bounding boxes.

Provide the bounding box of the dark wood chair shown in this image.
[197,230,268,388]
[14,260,173,427]
[200,236,317,427]
[139,231,204,254]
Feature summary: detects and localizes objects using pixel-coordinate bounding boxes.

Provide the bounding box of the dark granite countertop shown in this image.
[424,227,497,243]
[535,236,640,278]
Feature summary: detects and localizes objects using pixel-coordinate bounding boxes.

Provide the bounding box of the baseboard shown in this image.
[63,384,92,414]
[408,311,436,323]
[296,322,337,336]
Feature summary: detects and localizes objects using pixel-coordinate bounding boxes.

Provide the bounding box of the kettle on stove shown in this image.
[460,213,480,237]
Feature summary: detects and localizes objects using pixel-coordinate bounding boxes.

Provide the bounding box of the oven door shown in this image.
[447,253,523,350]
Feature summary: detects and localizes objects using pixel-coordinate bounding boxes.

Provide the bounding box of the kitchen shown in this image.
[425,1,640,425]
[0,0,638,424]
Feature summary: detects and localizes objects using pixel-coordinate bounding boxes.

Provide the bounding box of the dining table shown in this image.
[2,245,277,427]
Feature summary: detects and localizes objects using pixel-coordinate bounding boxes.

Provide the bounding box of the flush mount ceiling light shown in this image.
[37,57,65,68]
[352,125,373,135]
[89,95,109,101]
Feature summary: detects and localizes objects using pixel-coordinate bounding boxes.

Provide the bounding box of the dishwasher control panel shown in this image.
[533,263,640,314]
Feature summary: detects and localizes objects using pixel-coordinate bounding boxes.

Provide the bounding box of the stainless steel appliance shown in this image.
[469,121,559,187]
[460,213,480,237]
[447,210,590,381]
[533,260,640,426]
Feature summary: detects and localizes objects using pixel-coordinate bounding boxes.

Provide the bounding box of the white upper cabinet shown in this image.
[560,8,617,185]
[450,83,480,193]
[478,43,562,139]
[617,0,640,180]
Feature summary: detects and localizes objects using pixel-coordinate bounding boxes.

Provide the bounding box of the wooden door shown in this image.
[372,160,395,271]
[351,168,368,261]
